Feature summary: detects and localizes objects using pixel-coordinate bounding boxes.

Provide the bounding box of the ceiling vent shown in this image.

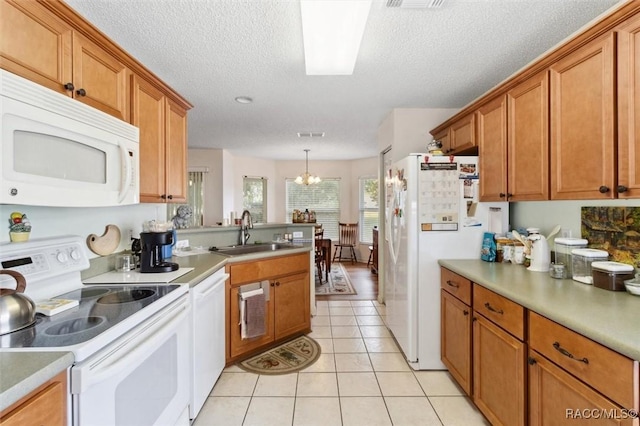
[386,0,445,8]
[297,132,325,138]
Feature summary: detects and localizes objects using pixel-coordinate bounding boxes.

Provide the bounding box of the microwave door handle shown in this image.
[118,141,132,203]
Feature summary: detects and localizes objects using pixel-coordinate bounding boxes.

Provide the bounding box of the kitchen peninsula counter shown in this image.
[439,259,640,361]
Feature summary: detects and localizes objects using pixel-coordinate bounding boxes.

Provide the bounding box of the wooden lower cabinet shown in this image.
[528,350,636,426]
[226,253,311,363]
[441,290,472,395]
[473,313,526,426]
[0,370,67,426]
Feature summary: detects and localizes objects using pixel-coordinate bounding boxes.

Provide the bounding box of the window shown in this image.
[359,177,379,244]
[286,178,340,240]
[243,176,267,224]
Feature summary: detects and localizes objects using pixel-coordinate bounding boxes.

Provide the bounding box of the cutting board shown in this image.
[84,267,194,284]
[87,225,121,256]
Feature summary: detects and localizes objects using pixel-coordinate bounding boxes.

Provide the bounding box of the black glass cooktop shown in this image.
[0,284,180,349]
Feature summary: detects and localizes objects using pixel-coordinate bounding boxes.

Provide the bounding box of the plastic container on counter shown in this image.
[591,261,635,291]
[554,237,588,277]
[571,248,609,284]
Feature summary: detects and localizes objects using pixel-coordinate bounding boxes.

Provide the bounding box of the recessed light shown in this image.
[235,96,253,104]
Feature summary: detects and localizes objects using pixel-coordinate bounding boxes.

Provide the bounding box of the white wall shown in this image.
[377,108,459,162]
[0,203,167,257]
[188,148,223,225]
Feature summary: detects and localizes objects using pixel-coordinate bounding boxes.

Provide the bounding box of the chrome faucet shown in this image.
[239,210,253,245]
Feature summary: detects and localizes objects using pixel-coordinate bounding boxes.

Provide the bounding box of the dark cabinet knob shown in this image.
[499,193,506,198]
[528,356,537,365]
[76,88,87,97]
[167,195,173,200]
[63,82,74,91]
[160,194,167,199]
[598,186,610,194]
[617,185,628,193]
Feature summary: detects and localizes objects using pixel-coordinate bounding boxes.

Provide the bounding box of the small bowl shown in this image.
[623,279,640,296]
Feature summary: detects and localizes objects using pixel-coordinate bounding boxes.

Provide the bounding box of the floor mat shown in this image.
[237,335,321,375]
[315,262,357,295]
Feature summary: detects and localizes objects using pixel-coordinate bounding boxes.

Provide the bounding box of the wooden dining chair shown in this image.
[314,226,325,282]
[332,222,358,264]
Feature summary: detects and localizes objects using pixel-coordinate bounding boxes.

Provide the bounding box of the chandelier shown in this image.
[295,149,321,185]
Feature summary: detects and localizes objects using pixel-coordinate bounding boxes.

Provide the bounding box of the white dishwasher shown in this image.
[190,268,229,420]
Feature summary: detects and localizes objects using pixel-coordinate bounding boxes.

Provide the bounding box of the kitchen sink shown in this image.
[210,242,298,256]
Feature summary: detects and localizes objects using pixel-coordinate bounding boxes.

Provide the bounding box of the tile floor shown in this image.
[194,300,490,426]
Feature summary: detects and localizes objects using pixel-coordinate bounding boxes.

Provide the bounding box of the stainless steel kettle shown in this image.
[0,270,36,335]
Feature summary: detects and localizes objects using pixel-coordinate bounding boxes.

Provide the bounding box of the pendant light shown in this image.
[295,149,321,185]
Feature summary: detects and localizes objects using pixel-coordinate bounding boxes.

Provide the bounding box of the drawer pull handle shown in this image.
[446,280,459,288]
[553,342,589,364]
[484,302,504,315]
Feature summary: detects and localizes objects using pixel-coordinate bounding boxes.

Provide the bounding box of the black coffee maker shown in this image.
[139,231,179,273]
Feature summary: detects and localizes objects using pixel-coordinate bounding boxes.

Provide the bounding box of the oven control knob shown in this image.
[56,252,69,263]
[70,250,81,261]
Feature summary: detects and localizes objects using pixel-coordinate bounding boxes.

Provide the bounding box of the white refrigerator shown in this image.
[384,154,508,369]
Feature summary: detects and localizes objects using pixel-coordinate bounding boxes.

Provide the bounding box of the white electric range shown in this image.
[0,235,190,426]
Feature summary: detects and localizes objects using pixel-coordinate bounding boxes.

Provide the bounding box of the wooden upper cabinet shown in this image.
[477,95,508,201]
[165,98,188,203]
[0,0,130,120]
[507,71,550,201]
[72,32,129,121]
[133,76,166,203]
[0,0,72,94]
[617,12,640,199]
[432,127,451,154]
[450,113,476,152]
[549,32,616,200]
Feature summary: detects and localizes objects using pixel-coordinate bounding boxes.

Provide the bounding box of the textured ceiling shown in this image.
[65,0,622,160]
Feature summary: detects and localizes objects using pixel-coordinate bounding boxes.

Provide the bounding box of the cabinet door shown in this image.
[529,350,635,426]
[0,0,73,95]
[0,371,67,426]
[228,285,275,359]
[441,290,472,395]
[72,32,129,120]
[165,98,188,203]
[473,313,526,426]
[508,71,550,201]
[617,13,640,199]
[433,128,451,154]
[450,114,476,152]
[477,96,508,201]
[132,76,167,203]
[550,32,616,199]
[274,272,310,340]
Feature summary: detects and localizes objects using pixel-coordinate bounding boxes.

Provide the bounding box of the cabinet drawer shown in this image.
[473,285,525,340]
[529,312,639,410]
[229,252,309,286]
[440,268,472,305]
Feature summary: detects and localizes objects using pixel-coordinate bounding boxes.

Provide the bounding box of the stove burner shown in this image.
[96,289,156,304]
[80,288,111,298]
[44,316,105,336]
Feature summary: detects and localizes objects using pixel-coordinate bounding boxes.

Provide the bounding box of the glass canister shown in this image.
[554,238,588,277]
[571,248,609,284]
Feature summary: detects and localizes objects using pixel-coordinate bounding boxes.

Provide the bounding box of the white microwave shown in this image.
[0,70,139,207]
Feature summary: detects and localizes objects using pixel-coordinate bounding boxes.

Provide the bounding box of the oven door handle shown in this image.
[72,297,189,394]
